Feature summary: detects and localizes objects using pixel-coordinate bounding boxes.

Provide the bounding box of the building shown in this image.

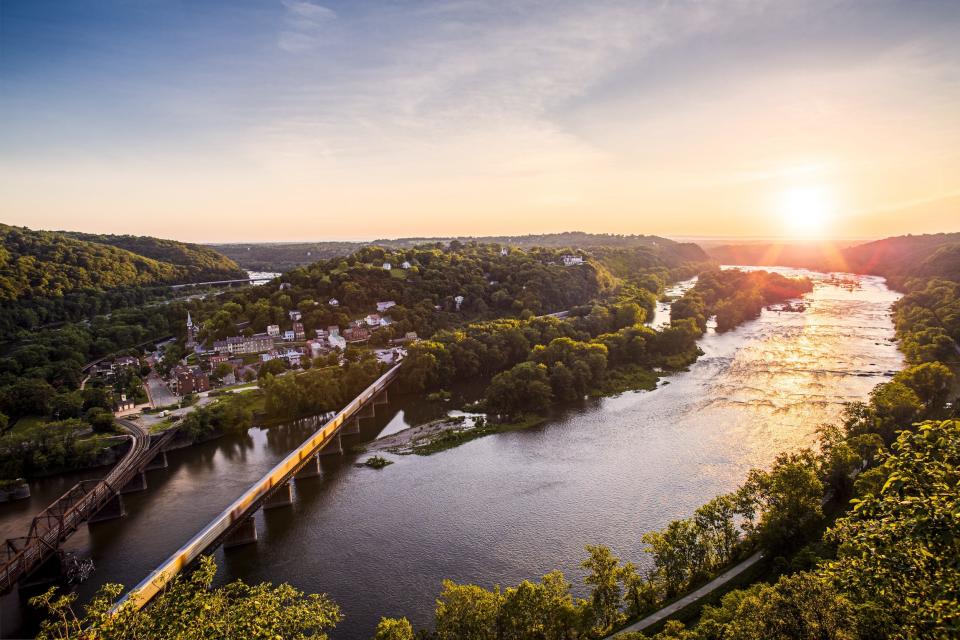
[500,247,509,256]
[279,282,292,290]
[283,330,295,341]
[561,254,584,266]
[328,333,347,350]
[306,339,327,359]
[365,313,382,327]
[209,354,229,366]
[382,262,392,270]
[288,310,302,321]
[328,298,339,307]
[172,365,210,395]
[212,334,273,355]
[314,328,329,340]
[185,311,199,348]
[454,295,465,311]
[390,331,419,345]
[283,349,303,367]
[376,300,396,312]
[267,324,281,337]
[401,261,412,269]
[293,322,306,340]
[343,325,371,342]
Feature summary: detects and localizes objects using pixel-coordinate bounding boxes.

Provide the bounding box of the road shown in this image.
[611,552,764,637]
[144,372,179,408]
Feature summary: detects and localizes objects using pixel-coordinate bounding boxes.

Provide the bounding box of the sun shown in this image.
[776,185,835,239]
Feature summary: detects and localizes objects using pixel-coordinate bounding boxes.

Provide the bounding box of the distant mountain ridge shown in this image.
[709,232,960,286]
[0,224,244,301]
[211,232,709,272]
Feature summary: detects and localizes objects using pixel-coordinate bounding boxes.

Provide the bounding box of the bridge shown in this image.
[114,362,403,612]
[169,275,274,289]
[0,419,177,595]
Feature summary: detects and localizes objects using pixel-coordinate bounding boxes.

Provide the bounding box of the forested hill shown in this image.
[0,224,244,301]
[708,231,960,286]
[211,232,708,272]
[63,232,245,282]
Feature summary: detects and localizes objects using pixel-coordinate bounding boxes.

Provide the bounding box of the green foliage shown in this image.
[31,556,341,640]
[823,420,960,637]
[374,617,415,640]
[582,545,625,635]
[671,269,813,334]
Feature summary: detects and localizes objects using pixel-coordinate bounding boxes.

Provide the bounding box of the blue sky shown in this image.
[1,0,959,241]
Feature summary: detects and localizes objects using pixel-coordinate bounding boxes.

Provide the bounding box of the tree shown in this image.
[485,362,553,417]
[500,571,578,640]
[374,617,415,640]
[31,556,341,640]
[86,408,116,433]
[258,358,287,379]
[619,562,659,619]
[824,420,960,638]
[892,362,955,416]
[582,545,624,635]
[721,573,857,640]
[744,451,824,553]
[434,580,501,640]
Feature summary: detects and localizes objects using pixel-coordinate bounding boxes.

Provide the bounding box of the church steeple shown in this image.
[186,311,193,328]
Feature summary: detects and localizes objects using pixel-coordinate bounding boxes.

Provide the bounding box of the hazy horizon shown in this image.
[2,1,959,242]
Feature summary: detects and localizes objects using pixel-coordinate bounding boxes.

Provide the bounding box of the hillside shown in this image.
[0,224,244,302]
[64,232,245,282]
[709,232,960,285]
[211,232,708,272]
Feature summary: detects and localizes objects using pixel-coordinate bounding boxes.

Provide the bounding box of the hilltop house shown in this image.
[288,310,302,321]
[172,365,210,395]
[283,330,295,341]
[328,298,339,307]
[382,262,392,271]
[267,324,280,337]
[376,300,396,312]
[293,322,306,340]
[561,254,584,266]
[401,261,412,269]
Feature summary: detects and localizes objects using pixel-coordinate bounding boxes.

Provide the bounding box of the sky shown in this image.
[1,0,959,243]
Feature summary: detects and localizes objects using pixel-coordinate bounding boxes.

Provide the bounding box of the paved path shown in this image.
[611,552,764,637]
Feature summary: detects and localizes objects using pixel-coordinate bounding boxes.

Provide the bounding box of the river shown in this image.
[0,268,902,639]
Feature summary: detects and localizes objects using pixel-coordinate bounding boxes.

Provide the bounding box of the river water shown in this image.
[0,268,902,639]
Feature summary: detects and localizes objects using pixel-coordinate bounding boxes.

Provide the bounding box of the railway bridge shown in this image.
[0,419,177,594]
[115,362,402,611]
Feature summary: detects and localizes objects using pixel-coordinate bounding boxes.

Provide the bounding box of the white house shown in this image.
[561,254,584,266]
[401,261,412,269]
[454,295,465,311]
[500,247,509,256]
[382,262,392,271]
[266,324,280,337]
[365,313,382,327]
[288,310,302,321]
[376,300,396,312]
[379,316,393,327]
[328,333,347,350]
[283,330,295,341]
[328,298,339,307]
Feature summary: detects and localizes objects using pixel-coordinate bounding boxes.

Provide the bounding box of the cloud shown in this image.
[279,0,336,52]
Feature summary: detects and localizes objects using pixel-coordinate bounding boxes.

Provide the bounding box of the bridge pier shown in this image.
[320,432,343,456]
[263,482,292,509]
[89,493,125,524]
[18,553,66,596]
[121,471,148,494]
[358,403,376,420]
[374,390,389,406]
[145,451,168,471]
[224,517,258,548]
[342,418,361,435]
[295,456,322,480]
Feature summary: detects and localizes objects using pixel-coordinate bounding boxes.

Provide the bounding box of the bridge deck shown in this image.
[115,362,402,611]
